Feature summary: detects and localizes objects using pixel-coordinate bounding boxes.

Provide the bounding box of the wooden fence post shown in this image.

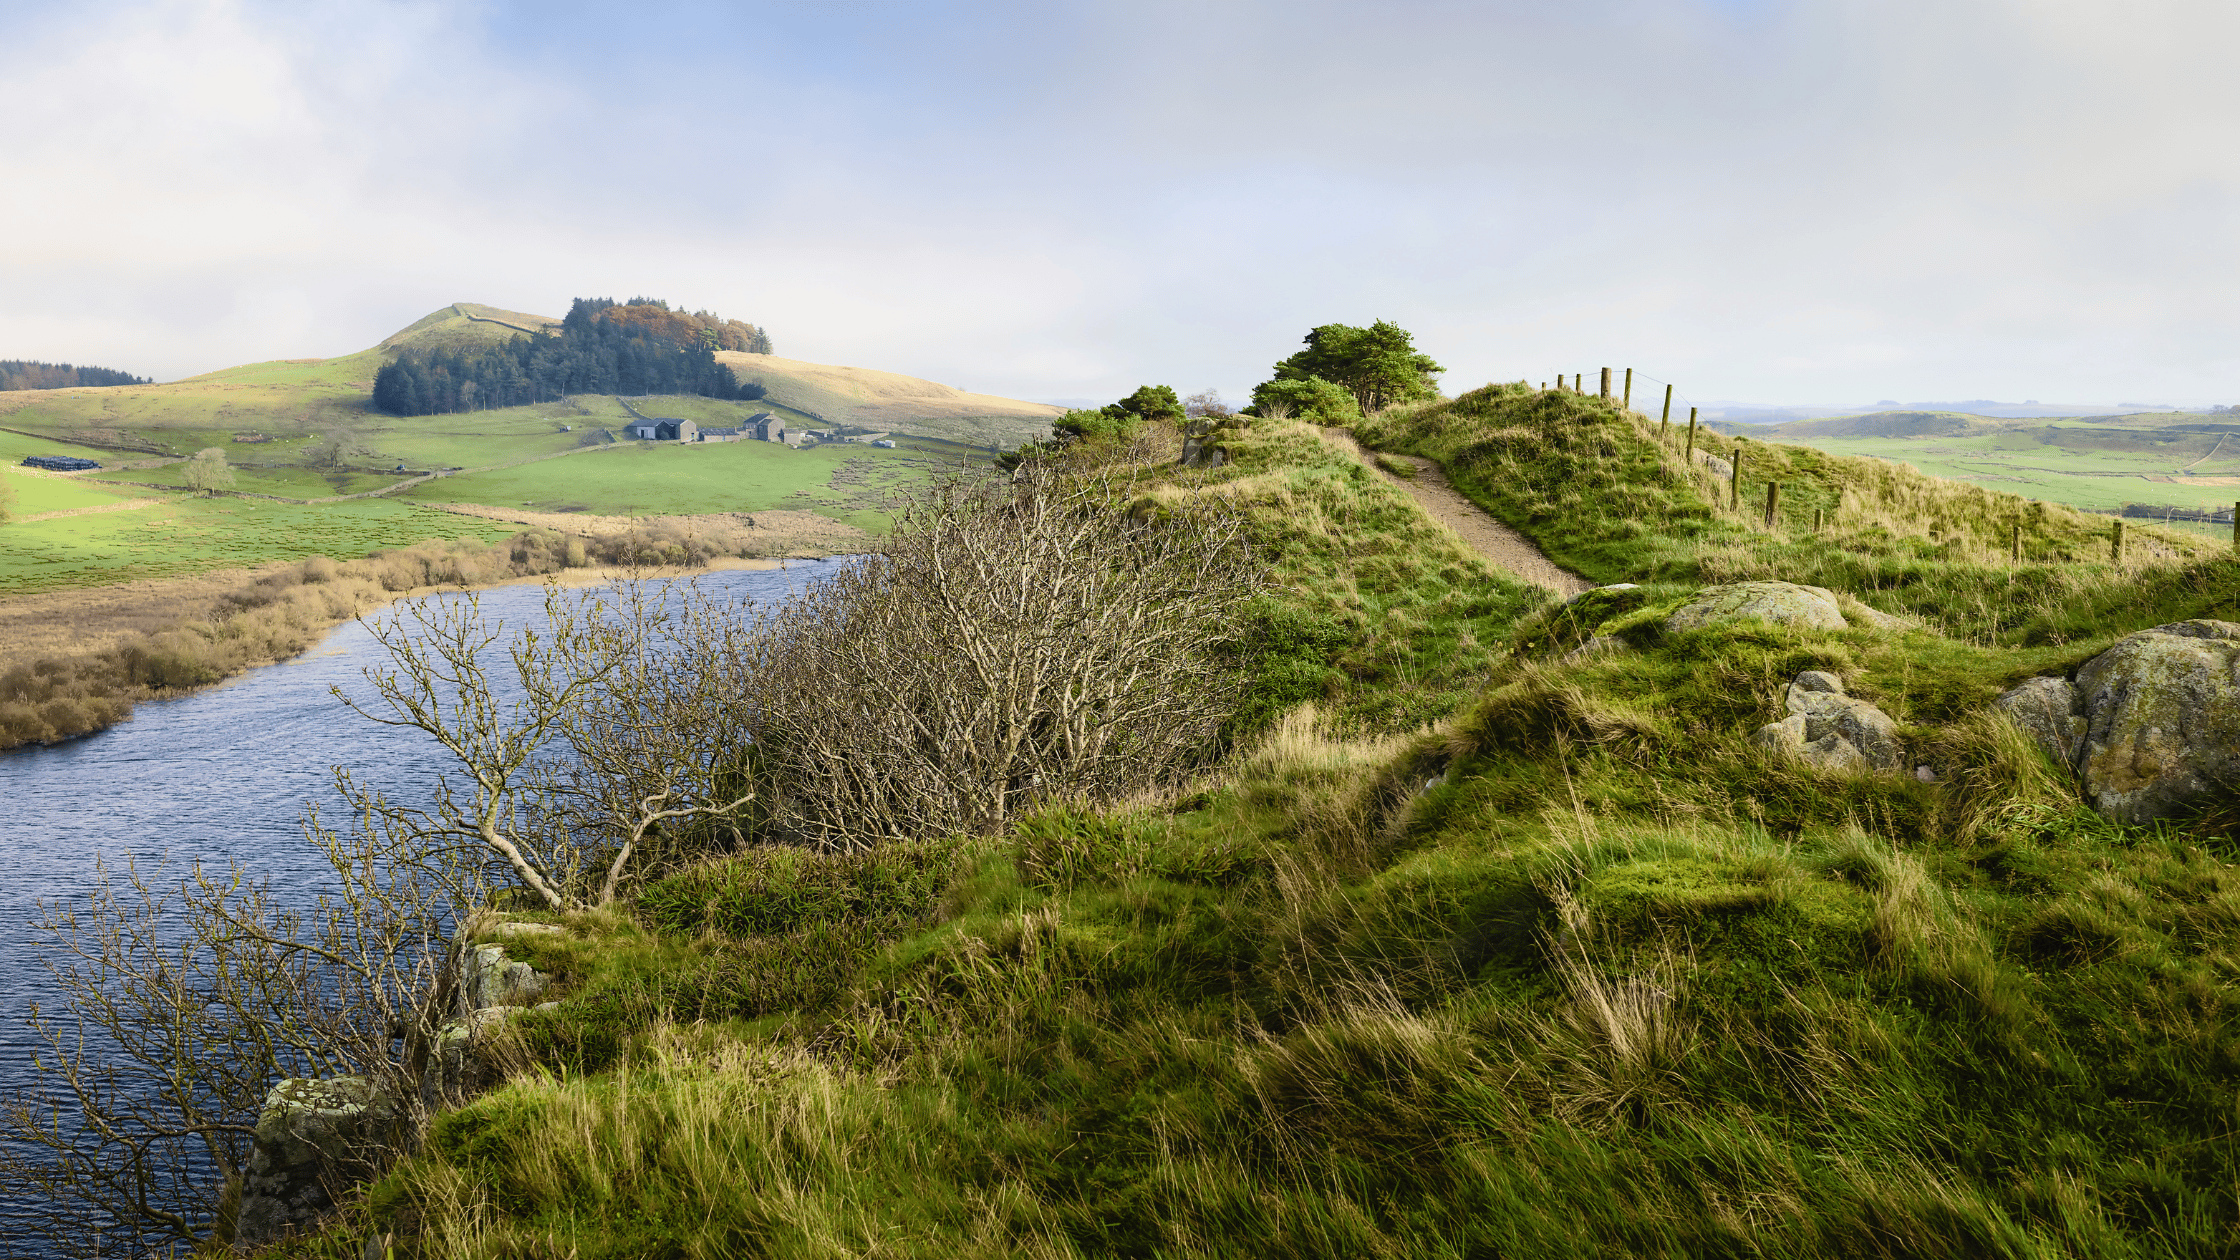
[1685,407,1698,464]
[1764,481,1780,529]
[1660,384,1673,443]
[2011,521,2021,565]
[1814,506,1824,534]
[1732,448,1744,510]
[1569,373,1579,392]
[1600,367,1612,399]
[2112,519,2125,564]
[2232,501,2237,549]
[1624,368,1633,410]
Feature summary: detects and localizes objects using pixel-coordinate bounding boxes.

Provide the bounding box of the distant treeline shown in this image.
[2116,502,2236,523]
[0,360,149,391]
[371,298,770,416]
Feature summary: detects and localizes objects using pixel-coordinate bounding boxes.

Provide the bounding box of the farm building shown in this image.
[698,426,743,443]
[626,419,700,442]
[20,455,101,471]
[746,413,786,443]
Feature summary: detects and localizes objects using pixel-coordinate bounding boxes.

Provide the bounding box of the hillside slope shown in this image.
[261,391,2240,1260]
[714,350,1063,445]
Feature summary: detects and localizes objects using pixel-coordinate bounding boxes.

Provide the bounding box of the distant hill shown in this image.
[1711,410,1988,440]
[0,302,1065,457]
[714,351,1063,445]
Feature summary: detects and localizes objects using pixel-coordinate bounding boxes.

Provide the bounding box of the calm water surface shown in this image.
[0,562,840,1252]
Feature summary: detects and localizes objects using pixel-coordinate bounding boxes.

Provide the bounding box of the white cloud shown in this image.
[2,0,2237,404]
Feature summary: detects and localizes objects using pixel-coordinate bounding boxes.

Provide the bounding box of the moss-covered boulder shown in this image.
[2073,620,2240,823]
[1999,620,2240,823]
[234,1076,403,1246]
[1667,581,1848,633]
[1993,676,2086,770]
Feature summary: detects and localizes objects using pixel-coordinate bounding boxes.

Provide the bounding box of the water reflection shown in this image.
[0,561,840,1251]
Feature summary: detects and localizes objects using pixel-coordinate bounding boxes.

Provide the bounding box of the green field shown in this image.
[0,497,509,596]
[396,435,945,531]
[2,467,144,516]
[1753,412,2240,515]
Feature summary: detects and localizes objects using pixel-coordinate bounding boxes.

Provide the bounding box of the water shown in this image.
[0,561,842,1253]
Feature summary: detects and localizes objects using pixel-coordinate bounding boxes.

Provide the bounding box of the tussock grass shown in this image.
[271,398,2240,1259]
[1356,383,2235,645]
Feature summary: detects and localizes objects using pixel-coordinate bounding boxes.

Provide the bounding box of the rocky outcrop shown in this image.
[1999,619,2240,823]
[458,937,554,1015]
[235,923,562,1246]
[1751,670,1905,772]
[234,1077,404,1246]
[1667,582,1849,633]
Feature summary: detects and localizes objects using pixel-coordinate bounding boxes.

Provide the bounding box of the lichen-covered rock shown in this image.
[235,1077,403,1246]
[2071,620,2240,823]
[458,941,551,1016]
[1751,671,1904,772]
[420,1003,553,1108]
[1994,676,2086,771]
[1667,582,1849,633]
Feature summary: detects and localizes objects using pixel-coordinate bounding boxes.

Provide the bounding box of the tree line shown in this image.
[370,297,770,416]
[0,360,149,391]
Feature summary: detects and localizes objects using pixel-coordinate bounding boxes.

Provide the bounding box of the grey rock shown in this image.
[2072,620,2240,823]
[421,1005,529,1109]
[487,920,565,940]
[1914,765,1938,782]
[458,942,550,1017]
[235,1077,403,1246]
[1751,671,1905,772]
[1667,581,1849,634]
[1790,670,1845,696]
[1994,676,2086,771]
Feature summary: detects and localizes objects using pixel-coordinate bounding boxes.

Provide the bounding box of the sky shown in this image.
[3,0,2237,410]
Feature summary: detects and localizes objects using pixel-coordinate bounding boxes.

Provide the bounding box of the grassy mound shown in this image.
[1355,384,2235,645]
[280,398,2240,1259]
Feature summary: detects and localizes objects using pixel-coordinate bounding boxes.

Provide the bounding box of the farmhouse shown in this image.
[626,418,699,442]
[746,413,786,443]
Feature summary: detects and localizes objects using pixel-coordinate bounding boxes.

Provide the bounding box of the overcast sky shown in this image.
[3,0,2236,408]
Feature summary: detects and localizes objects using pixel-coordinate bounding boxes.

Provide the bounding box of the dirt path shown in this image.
[1324,428,1593,597]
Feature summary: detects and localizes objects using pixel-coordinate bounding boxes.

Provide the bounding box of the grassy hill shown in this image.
[265,387,2240,1258]
[0,304,1065,591]
[1714,409,2240,520]
[714,349,1065,445]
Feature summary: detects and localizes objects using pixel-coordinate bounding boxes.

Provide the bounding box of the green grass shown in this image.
[1742,412,2240,515]
[1,467,144,515]
[1355,384,2229,645]
[0,497,509,595]
[395,438,941,529]
[231,400,2240,1259]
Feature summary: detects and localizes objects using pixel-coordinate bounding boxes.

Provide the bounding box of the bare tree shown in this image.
[738,458,1262,851]
[0,577,762,1253]
[0,810,477,1257]
[337,580,757,910]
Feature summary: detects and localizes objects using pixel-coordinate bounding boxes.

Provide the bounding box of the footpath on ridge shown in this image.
[1323,426,1592,597]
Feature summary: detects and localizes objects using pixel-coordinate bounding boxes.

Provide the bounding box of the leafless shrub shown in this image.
[738,459,1262,851]
[0,814,478,1256]
[339,579,759,910]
